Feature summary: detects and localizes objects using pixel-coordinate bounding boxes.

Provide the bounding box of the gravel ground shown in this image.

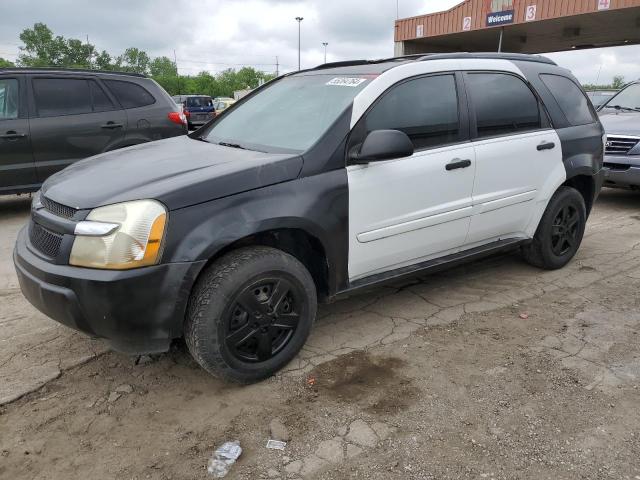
[0,189,639,480]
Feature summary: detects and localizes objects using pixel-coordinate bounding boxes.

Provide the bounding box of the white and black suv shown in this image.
[14,53,605,382]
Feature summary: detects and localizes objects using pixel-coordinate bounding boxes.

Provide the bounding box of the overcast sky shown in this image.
[0,0,638,84]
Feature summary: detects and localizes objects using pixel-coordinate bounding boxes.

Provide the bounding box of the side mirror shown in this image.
[349,129,414,164]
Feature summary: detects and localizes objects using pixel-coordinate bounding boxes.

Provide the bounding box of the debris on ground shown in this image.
[265,439,287,450]
[207,441,242,478]
[115,384,133,394]
[519,313,529,319]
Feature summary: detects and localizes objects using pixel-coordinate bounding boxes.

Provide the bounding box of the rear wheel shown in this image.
[185,246,316,383]
[522,186,586,270]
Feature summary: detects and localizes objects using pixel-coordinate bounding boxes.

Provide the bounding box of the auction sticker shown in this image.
[326,77,368,87]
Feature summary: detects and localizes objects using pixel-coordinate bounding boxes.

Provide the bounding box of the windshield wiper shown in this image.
[218,141,247,150]
[603,105,640,113]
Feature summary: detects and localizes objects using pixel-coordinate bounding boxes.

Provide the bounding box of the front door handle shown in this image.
[101,122,124,129]
[446,159,472,171]
[0,131,27,140]
[537,142,556,151]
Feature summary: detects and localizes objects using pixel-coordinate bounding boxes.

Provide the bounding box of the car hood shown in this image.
[598,111,640,137]
[41,136,303,211]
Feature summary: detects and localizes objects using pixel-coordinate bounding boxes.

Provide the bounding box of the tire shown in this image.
[522,186,587,270]
[185,246,317,383]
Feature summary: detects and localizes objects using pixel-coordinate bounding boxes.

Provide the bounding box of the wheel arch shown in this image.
[198,227,331,302]
[562,173,595,215]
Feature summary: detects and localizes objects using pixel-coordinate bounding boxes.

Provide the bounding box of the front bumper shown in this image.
[603,155,640,188]
[14,227,206,354]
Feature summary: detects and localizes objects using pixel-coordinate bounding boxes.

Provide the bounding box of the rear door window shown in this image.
[33,78,92,117]
[541,74,597,126]
[103,80,155,109]
[364,74,461,150]
[0,78,19,120]
[466,73,541,138]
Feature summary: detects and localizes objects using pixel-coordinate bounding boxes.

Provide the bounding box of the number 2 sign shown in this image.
[463,16,472,31]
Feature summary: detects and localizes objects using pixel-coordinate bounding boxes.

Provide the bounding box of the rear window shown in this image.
[33,78,92,117]
[104,80,155,109]
[540,74,596,126]
[466,73,541,138]
[186,96,212,108]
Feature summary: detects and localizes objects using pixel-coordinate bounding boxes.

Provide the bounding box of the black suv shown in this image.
[0,69,187,195]
[14,54,604,382]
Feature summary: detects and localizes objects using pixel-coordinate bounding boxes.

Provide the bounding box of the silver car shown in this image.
[598,82,640,189]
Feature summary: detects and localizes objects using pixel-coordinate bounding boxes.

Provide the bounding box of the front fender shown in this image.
[162,170,350,294]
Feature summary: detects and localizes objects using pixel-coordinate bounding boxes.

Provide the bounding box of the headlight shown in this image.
[69,200,167,270]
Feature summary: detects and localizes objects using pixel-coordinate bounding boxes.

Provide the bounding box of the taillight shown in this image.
[168,111,187,126]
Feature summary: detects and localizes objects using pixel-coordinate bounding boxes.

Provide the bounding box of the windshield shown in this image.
[203,74,372,153]
[603,83,640,110]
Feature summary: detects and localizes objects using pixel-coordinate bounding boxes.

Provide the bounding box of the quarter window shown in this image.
[0,78,19,120]
[89,80,115,112]
[104,80,155,109]
[540,74,596,126]
[33,78,92,117]
[466,73,541,138]
[364,74,461,150]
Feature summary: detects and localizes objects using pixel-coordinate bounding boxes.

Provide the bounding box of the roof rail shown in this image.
[415,52,557,65]
[309,52,556,72]
[0,67,148,78]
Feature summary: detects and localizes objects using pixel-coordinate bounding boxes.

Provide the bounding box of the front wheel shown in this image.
[185,246,317,383]
[522,186,587,270]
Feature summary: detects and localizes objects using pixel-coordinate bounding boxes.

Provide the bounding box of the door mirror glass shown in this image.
[350,129,414,164]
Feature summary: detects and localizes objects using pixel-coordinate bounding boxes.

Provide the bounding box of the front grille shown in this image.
[29,222,63,258]
[41,196,76,219]
[605,135,640,156]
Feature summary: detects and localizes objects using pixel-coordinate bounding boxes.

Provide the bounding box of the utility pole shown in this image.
[86,35,92,68]
[174,49,181,95]
[276,56,279,77]
[396,0,399,19]
[322,42,328,64]
[295,17,304,71]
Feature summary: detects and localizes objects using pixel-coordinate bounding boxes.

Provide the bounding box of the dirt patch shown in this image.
[309,351,420,415]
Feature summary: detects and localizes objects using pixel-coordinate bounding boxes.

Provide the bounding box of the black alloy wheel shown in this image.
[550,204,580,256]
[225,276,302,363]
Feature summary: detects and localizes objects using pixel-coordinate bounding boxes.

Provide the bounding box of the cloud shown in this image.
[0,0,638,83]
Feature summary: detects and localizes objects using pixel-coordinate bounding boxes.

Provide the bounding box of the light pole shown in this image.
[322,42,328,64]
[295,17,304,71]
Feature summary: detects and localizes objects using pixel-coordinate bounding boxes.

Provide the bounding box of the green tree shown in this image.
[612,75,625,90]
[116,47,150,74]
[95,50,115,70]
[17,22,95,68]
[18,22,68,66]
[149,56,177,77]
[0,57,15,68]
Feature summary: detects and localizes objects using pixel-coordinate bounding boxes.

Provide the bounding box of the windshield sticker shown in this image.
[326,77,368,87]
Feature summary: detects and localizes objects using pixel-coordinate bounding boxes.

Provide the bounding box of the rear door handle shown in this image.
[101,122,124,129]
[446,159,472,171]
[0,131,27,140]
[537,142,556,151]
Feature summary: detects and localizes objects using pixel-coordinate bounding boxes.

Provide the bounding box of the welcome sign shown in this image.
[486,10,514,26]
